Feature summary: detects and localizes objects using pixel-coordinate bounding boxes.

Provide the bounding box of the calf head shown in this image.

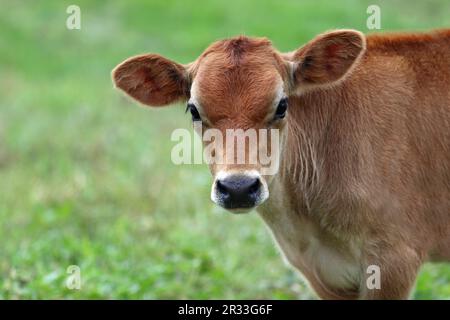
[112,29,366,213]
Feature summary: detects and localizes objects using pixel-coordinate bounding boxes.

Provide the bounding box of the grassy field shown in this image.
[0,0,449,299]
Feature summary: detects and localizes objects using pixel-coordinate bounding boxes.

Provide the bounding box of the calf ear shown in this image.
[291,30,366,88]
[112,54,190,106]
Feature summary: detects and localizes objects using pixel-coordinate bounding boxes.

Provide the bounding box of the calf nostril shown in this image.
[248,179,261,194]
[216,180,229,197]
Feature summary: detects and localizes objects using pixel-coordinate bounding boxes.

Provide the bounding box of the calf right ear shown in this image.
[290,30,366,90]
[112,54,190,107]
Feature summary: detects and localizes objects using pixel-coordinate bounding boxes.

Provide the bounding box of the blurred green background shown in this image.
[0,0,449,299]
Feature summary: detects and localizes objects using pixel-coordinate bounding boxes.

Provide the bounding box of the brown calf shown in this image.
[112,29,450,299]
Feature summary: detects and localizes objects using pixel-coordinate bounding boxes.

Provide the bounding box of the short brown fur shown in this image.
[112,29,450,299]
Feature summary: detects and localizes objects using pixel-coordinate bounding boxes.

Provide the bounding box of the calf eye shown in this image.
[274,98,288,120]
[186,103,201,122]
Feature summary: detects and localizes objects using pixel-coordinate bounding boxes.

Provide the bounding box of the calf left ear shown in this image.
[290,30,366,88]
[112,54,190,107]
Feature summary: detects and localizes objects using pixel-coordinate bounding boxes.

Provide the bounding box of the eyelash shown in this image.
[274,98,288,120]
[186,99,288,123]
[186,103,201,122]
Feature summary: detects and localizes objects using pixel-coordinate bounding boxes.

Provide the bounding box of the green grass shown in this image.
[0,0,449,299]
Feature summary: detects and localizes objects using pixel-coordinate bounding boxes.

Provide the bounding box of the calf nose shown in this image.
[216,175,261,209]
